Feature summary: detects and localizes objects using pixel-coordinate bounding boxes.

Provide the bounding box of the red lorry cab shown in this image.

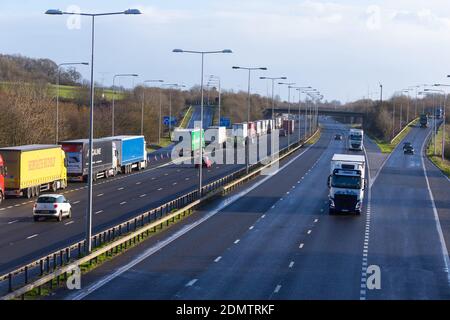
[0,155,5,203]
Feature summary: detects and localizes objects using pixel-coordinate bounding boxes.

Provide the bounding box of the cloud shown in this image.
[391,9,450,29]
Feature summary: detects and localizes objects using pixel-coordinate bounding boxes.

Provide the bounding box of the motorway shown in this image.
[187,106,215,129]
[0,121,308,277]
[53,118,450,300]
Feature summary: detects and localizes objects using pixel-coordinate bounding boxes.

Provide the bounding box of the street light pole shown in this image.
[46,8,141,253]
[173,47,232,197]
[55,62,88,144]
[112,73,138,136]
[259,77,287,122]
[278,83,296,149]
[232,66,267,173]
[142,80,164,138]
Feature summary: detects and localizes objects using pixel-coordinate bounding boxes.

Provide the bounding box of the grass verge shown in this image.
[371,119,419,154]
[427,124,450,178]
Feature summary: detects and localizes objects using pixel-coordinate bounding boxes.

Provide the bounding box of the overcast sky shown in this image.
[1,0,450,102]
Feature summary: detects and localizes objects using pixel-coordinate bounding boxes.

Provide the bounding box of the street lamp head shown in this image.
[281,77,287,80]
[232,66,240,69]
[81,62,89,65]
[45,9,63,15]
[124,9,142,15]
[222,49,233,54]
[173,49,184,53]
[259,67,267,70]
[260,77,267,79]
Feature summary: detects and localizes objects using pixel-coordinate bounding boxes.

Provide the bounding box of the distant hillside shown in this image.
[0,54,82,85]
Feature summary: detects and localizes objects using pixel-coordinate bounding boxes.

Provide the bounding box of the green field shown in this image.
[427,124,450,178]
[0,81,124,101]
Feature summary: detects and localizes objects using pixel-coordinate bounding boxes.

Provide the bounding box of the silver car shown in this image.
[33,194,72,222]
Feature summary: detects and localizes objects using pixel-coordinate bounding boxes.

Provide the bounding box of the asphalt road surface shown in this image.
[54,118,450,300]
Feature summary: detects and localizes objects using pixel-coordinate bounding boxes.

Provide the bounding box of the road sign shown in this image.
[163,116,177,126]
[220,117,231,128]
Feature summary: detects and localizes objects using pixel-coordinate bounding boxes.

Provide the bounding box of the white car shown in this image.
[33,194,72,222]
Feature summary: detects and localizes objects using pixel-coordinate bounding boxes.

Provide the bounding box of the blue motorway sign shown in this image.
[220,117,231,128]
[163,116,177,126]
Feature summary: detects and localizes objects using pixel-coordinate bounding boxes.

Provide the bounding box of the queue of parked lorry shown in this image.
[171,116,296,156]
[0,135,147,204]
[0,116,298,205]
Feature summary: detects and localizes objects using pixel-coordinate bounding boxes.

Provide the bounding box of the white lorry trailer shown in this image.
[348,129,364,151]
[328,154,366,215]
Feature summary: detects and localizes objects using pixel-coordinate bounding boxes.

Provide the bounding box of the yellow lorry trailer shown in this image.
[0,145,67,198]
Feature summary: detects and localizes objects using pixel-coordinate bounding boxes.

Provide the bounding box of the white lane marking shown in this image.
[299,243,304,249]
[261,214,266,218]
[72,201,80,205]
[8,220,19,225]
[214,256,222,263]
[274,285,282,293]
[65,221,74,226]
[136,182,141,185]
[289,261,294,268]
[249,226,254,230]
[173,182,177,186]
[0,208,5,211]
[421,129,450,286]
[7,206,12,209]
[26,234,38,240]
[120,201,127,205]
[95,210,103,215]
[97,193,104,197]
[139,194,147,198]
[67,139,318,300]
[314,218,319,223]
[117,187,124,191]
[307,230,312,235]
[185,178,190,181]
[157,188,163,191]
[186,279,198,287]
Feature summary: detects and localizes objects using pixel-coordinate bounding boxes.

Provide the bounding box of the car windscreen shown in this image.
[37,196,58,203]
[331,175,362,189]
[350,135,362,141]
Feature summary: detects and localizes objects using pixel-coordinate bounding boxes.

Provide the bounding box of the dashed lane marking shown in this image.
[26,234,38,240]
[234,239,240,244]
[8,220,18,225]
[65,221,74,226]
[299,243,304,249]
[120,201,127,205]
[289,261,294,268]
[186,279,198,287]
[214,256,222,263]
[274,285,282,293]
[95,210,103,215]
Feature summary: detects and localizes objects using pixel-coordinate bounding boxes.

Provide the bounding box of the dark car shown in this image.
[403,143,414,155]
[334,134,343,140]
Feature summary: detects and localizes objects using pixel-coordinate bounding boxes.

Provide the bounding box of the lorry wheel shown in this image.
[52,182,58,192]
[33,216,39,222]
[329,208,336,215]
[0,192,3,204]
[68,209,72,219]
[35,186,40,197]
[57,212,63,222]
[26,188,32,199]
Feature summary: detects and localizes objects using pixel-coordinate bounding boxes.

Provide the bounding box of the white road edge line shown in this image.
[67,137,317,300]
[421,129,450,286]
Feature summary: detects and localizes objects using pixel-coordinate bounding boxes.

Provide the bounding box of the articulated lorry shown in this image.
[0,145,67,198]
[348,129,364,151]
[0,155,5,203]
[60,138,117,181]
[419,114,428,128]
[108,135,147,174]
[231,123,248,147]
[328,154,366,215]
[172,128,205,157]
[206,126,227,148]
